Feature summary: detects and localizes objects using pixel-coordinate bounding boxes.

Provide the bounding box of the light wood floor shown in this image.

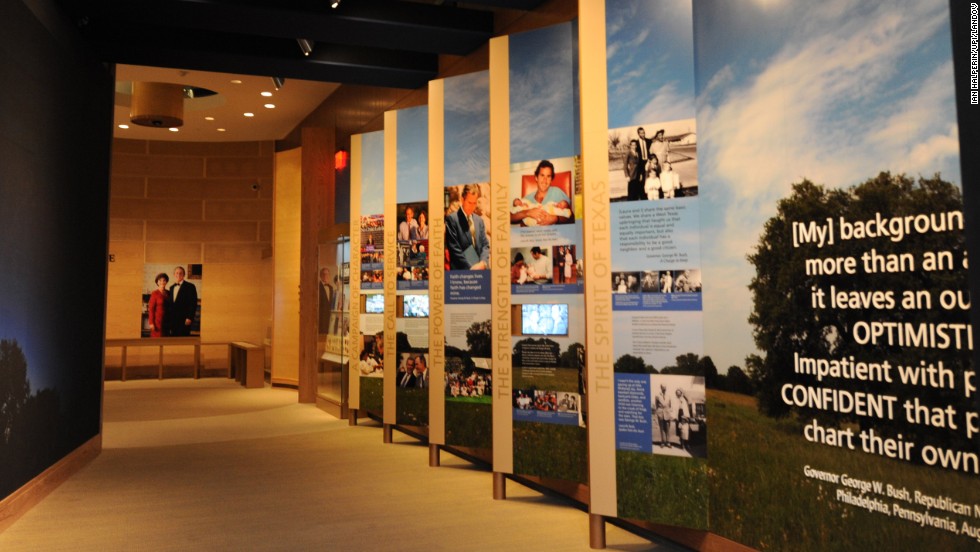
[0,379,684,551]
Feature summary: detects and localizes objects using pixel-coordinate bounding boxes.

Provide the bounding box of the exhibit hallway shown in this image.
[0,379,680,551]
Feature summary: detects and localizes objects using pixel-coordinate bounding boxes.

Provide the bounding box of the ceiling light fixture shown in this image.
[260,91,273,97]
[331,0,341,8]
[272,76,285,90]
[297,38,314,57]
[130,82,184,128]
[244,112,255,117]
[264,104,276,109]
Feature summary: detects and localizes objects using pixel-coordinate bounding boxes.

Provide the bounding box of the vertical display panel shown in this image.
[434,71,492,450]
[351,131,386,414]
[584,0,709,529]
[390,106,431,430]
[492,21,589,485]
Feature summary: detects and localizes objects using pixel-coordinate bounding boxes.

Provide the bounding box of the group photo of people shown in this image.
[396,203,430,285]
[607,120,698,202]
[141,264,201,338]
[444,183,491,271]
[514,390,582,415]
[445,368,491,400]
[360,270,384,286]
[360,215,384,288]
[510,159,579,227]
[650,374,707,458]
[613,269,702,294]
[396,240,429,282]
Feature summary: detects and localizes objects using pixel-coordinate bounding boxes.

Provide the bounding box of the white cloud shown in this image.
[444,71,489,113]
[635,81,696,124]
[908,125,960,173]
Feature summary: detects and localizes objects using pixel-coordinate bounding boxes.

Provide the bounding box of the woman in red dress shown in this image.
[148,272,170,337]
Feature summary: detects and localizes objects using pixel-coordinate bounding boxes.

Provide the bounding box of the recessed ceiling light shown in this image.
[230,79,243,84]
[204,116,215,121]
[217,128,227,132]
[118,124,129,129]
[260,91,273,97]
[264,104,276,109]
[169,127,179,132]
[244,112,254,117]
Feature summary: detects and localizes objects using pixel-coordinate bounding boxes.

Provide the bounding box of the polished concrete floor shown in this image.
[0,378,684,551]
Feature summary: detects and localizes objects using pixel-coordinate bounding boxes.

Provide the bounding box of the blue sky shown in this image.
[444,70,490,185]
[606,0,696,127]
[396,105,428,202]
[509,23,579,163]
[693,0,962,371]
[360,130,385,215]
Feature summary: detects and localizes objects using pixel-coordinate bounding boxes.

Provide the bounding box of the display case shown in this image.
[316,236,351,418]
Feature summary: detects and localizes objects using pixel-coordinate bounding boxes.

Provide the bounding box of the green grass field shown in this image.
[359,377,383,414]
[445,401,492,449]
[708,390,979,550]
[514,422,588,483]
[395,387,427,426]
[616,451,709,530]
[514,367,581,392]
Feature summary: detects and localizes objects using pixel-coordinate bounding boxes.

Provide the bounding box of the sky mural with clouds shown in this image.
[693,0,961,372]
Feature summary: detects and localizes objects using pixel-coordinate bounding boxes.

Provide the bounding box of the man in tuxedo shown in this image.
[167,266,197,336]
[445,184,490,270]
[318,267,335,334]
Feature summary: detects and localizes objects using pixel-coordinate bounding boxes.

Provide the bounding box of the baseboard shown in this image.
[0,434,102,534]
[270,377,299,389]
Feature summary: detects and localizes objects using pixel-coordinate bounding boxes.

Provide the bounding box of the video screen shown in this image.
[364,294,384,314]
[521,303,568,336]
[403,294,430,318]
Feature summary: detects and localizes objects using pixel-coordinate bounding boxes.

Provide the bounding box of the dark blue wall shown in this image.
[0,0,113,499]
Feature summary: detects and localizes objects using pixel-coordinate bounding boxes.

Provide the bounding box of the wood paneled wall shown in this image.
[106,138,274,371]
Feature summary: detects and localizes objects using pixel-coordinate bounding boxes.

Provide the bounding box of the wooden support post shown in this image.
[493,472,506,500]
[589,513,606,549]
[428,444,440,467]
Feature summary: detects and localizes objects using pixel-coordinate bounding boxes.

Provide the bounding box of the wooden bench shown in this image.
[229,341,264,388]
[105,337,201,381]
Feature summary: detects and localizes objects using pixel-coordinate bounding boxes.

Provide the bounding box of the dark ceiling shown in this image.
[55,0,547,89]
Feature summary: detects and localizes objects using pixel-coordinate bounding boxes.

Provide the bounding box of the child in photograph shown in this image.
[645,155,662,200]
[661,161,680,199]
